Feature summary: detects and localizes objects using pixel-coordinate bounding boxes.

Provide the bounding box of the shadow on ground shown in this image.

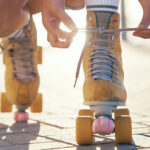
[0,121,40,150]
[76,136,138,150]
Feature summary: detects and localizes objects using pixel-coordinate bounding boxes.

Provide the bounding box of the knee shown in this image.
[0,0,30,37]
[26,0,41,14]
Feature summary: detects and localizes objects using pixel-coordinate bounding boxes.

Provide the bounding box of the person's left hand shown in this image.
[133,0,150,39]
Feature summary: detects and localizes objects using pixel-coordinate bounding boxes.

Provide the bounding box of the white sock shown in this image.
[8,28,25,38]
[8,17,31,38]
[85,0,119,12]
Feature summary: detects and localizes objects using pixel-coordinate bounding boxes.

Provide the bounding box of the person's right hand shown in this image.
[41,0,77,48]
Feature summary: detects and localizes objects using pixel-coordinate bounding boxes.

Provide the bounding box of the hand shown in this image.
[133,0,150,39]
[65,0,85,9]
[41,0,77,48]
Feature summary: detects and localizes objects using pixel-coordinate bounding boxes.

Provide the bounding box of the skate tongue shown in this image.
[94,12,113,47]
[91,12,115,80]
[74,12,114,87]
[95,12,112,29]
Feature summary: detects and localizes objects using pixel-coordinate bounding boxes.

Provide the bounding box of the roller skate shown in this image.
[0,17,42,122]
[75,12,132,144]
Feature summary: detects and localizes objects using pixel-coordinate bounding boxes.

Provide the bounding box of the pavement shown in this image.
[0,14,150,150]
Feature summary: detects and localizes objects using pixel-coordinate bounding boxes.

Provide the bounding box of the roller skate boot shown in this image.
[76,12,132,144]
[0,17,42,122]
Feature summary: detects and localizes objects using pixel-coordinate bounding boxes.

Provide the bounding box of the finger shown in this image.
[138,13,150,29]
[48,33,72,48]
[133,17,150,37]
[133,28,148,36]
[54,39,72,48]
[135,33,150,39]
[43,13,74,40]
[56,9,77,31]
[133,30,150,39]
[134,29,150,35]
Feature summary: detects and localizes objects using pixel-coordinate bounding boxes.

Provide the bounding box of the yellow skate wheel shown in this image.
[115,116,132,144]
[30,94,42,113]
[37,46,42,64]
[78,109,93,117]
[114,108,130,118]
[76,116,93,145]
[0,93,12,112]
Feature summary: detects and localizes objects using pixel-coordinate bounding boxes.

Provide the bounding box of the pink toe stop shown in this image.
[92,116,114,135]
[14,112,29,122]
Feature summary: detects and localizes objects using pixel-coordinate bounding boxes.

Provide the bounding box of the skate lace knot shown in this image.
[2,31,37,82]
[74,27,120,87]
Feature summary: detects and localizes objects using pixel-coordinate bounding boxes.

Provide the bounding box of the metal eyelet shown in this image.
[88,42,92,46]
[112,35,115,40]
[112,44,114,49]
[113,20,117,25]
[89,16,93,22]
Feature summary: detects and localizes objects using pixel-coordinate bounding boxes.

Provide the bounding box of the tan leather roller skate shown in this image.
[76,12,132,145]
[0,17,42,122]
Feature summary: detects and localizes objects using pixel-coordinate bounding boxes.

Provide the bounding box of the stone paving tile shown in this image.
[0,143,62,150]
[30,116,75,129]
[29,142,75,150]
[59,144,138,150]
[0,140,12,147]
[133,135,150,149]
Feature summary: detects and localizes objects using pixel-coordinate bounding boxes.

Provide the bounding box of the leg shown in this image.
[0,0,41,37]
[0,0,30,37]
[83,0,127,135]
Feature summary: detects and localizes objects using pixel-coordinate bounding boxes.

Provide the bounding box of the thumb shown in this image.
[18,0,29,7]
[56,9,77,31]
[138,14,150,29]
